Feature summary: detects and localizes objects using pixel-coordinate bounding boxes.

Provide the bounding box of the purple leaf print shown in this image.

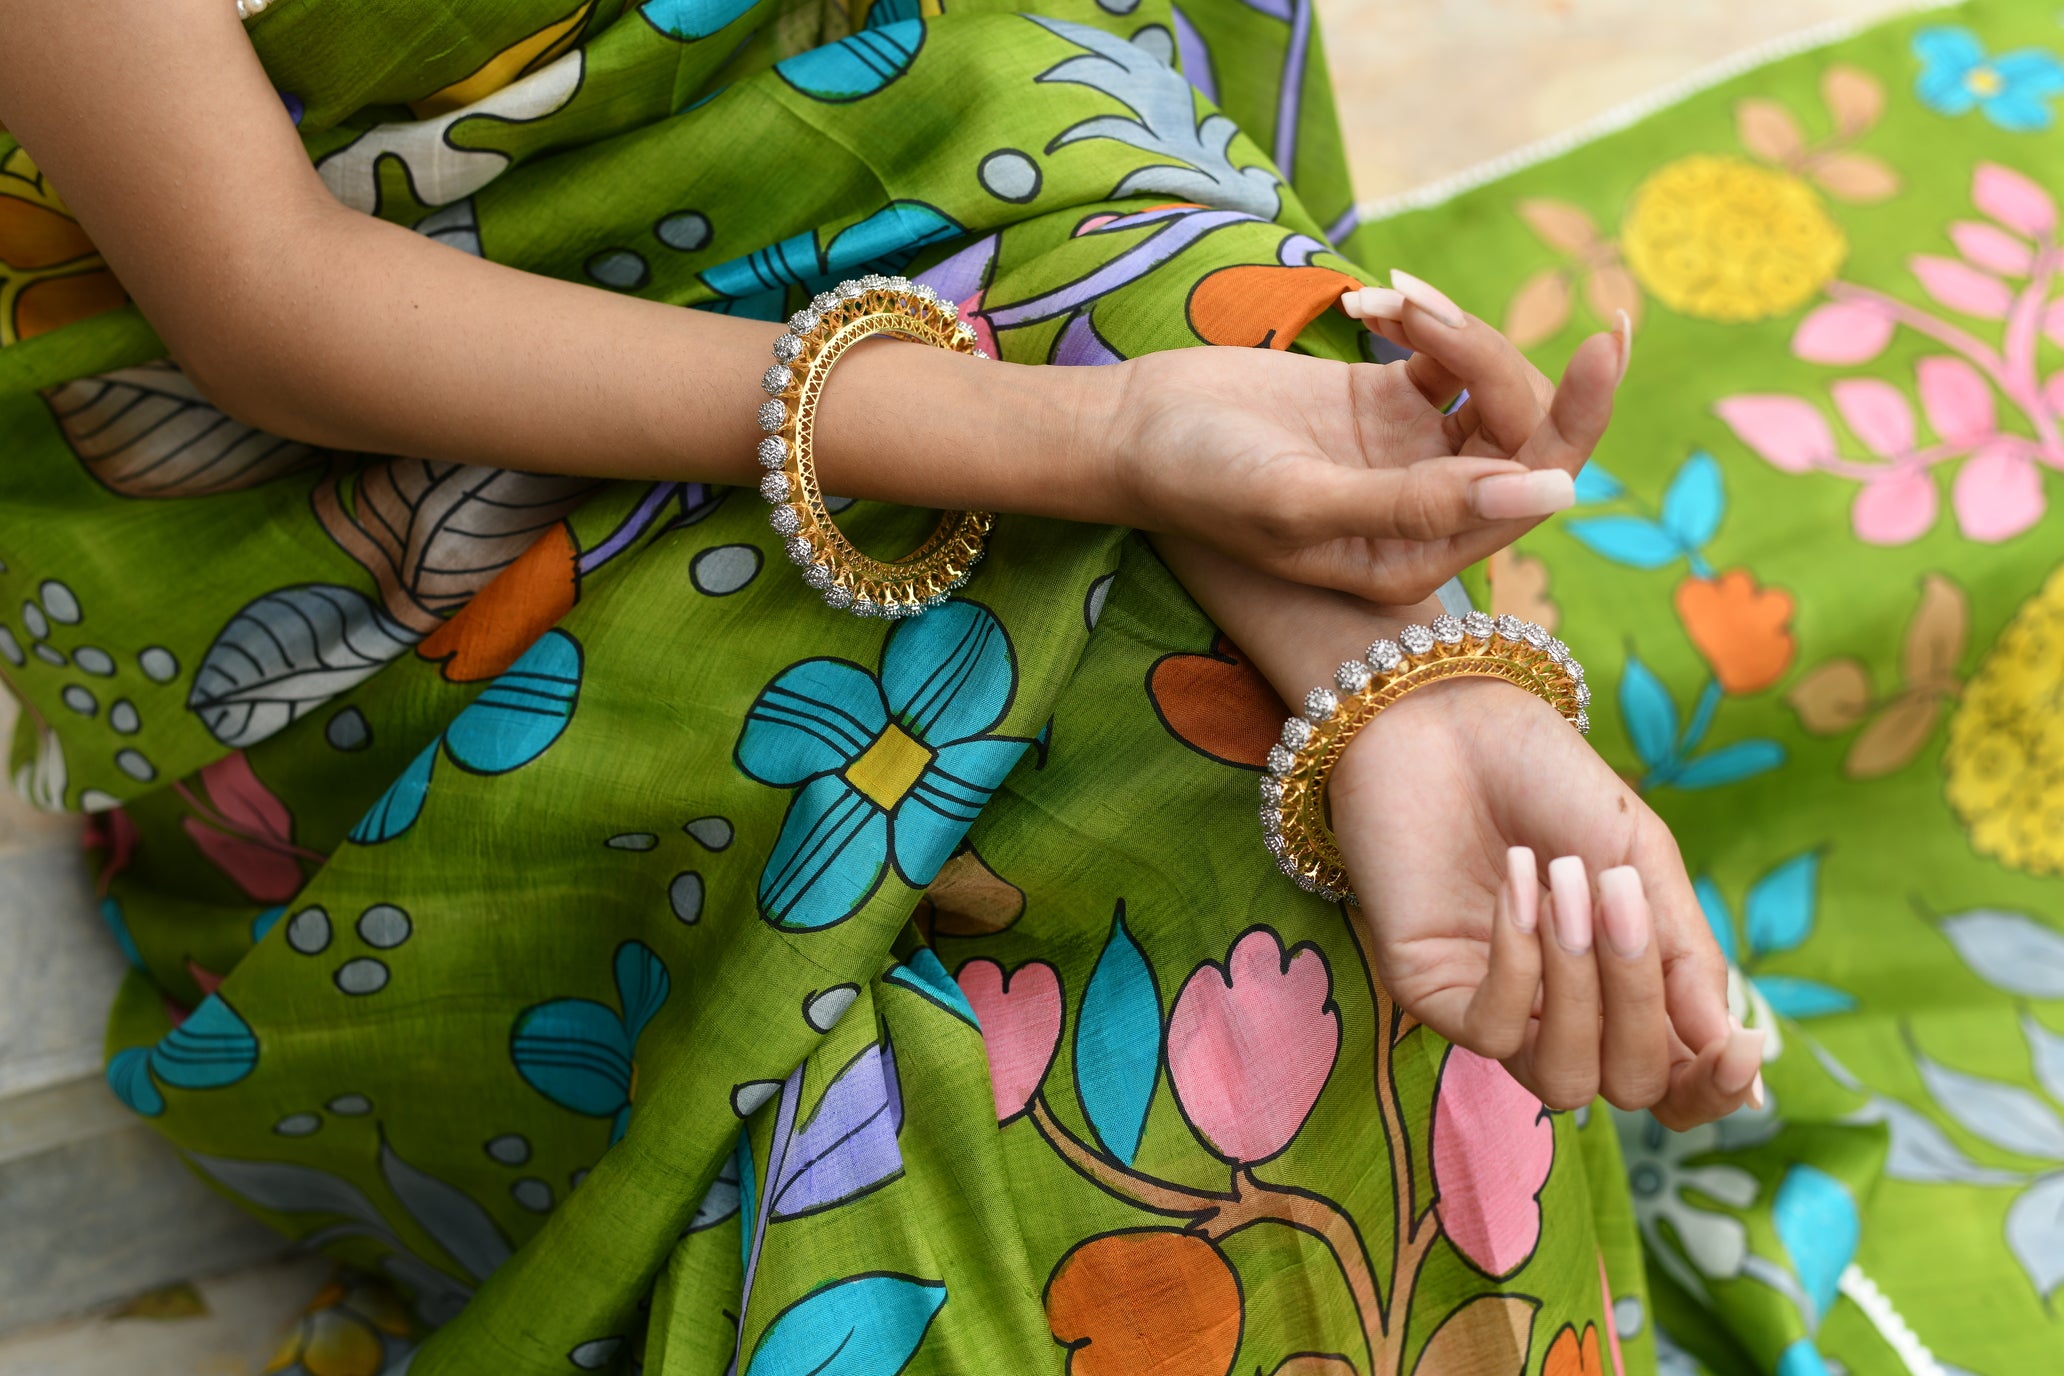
[769,1042,905,1219]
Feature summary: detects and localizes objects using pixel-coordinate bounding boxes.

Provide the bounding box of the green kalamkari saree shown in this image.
[0,0,2058,1372]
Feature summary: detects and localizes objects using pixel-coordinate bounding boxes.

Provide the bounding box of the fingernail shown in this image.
[1339,290,1364,319]
[1389,270,1465,328]
[1357,286,1407,321]
[1507,847,1538,933]
[1547,855,1592,954]
[1597,866,1649,959]
[1716,1029,1765,1095]
[1612,308,1632,385]
[1749,1070,1767,1111]
[1471,468,1575,520]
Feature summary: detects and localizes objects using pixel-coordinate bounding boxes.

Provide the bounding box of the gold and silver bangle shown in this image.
[756,275,994,619]
[1262,612,1590,903]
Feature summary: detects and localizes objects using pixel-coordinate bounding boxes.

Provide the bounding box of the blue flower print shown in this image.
[106,994,260,1117]
[735,600,1033,931]
[1914,27,2064,132]
[511,941,671,1143]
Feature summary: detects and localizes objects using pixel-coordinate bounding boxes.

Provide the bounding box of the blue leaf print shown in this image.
[770,1043,905,1218]
[249,905,285,944]
[744,1273,946,1376]
[736,1129,758,1271]
[1775,1339,1834,1376]
[1618,656,1678,771]
[823,203,962,278]
[864,0,918,25]
[349,740,436,844]
[701,231,831,300]
[1659,451,1724,553]
[99,896,145,969]
[884,949,979,1028]
[1565,516,1683,570]
[615,941,672,1044]
[512,942,670,1143]
[1679,679,1722,756]
[107,1046,164,1116]
[153,995,260,1090]
[1694,877,1738,965]
[442,630,582,774]
[1671,740,1786,789]
[1075,907,1161,1165]
[1755,976,1856,1019]
[775,21,925,103]
[1744,852,1821,957]
[1771,1165,1859,1318]
[640,0,760,40]
[1572,462,1623,504]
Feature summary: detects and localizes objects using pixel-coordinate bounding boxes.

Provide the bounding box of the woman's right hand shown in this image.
[1106,277,1626,605]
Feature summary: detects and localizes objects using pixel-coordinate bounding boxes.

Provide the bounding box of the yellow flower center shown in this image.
[1619,154,1847,323]
[845,724,934,810]
[1945,565,2064,876]
[1966,66,2005,97]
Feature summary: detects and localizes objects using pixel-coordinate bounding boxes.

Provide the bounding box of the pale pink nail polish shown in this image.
[1597,866,1649,959]
[1507,847,1538,933]
[1339,290,1364,319]
[1357,286,1407,320]
[1749,1070,1767,1110]
[1471,469,1575,520]
[1547,855,1592,953]
[1390,270,1465,328]
[1717,1029,1765,1095]
[1612,308,1633,384]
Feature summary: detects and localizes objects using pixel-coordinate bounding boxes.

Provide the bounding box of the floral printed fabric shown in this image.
[0,1,1656,1374]
[1427,1,2064,1370]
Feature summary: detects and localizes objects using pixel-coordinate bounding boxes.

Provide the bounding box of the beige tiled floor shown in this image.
[0,0,1927,1370]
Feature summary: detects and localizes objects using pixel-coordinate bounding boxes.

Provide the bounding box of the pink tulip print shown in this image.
[957,957,1063,1123]
[1166,927,1340,1165]
[1429,1048,1555,1278]
[1717,162,2064,544]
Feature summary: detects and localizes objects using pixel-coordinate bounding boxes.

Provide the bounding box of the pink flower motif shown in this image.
[1598,1253,1627,1376]
[1712,395,1836,474]
[1953,444,2045,542]
[1166,928,1339,1165]
[1852,469,1940,545]
[1973,162,2056,240]
[181,752,304,902]
[1430,1048,1554,1278]
[1950,220,2034,277]
[1910,255,2014,319]
[1917,355,1997,443]
[1830,378,1915,457]
[957,958,1062,1122]
[2043,370,2064,416]
[1792,301,1895,366]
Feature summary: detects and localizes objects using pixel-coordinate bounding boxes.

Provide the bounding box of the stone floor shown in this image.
[0,0,1926,1370]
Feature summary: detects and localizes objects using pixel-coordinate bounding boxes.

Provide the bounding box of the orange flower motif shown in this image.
[1541,1322,1608,1376]
[1674,568,1796,695]
[265,1274,415,1376]
[1045,1229,1243,1376]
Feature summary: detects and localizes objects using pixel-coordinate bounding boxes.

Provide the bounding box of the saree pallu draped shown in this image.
[11,1,2036,1374]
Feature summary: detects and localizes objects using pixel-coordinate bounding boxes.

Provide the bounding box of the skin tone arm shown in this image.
[0,0,1621,605]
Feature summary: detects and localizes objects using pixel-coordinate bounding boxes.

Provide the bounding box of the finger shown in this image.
[1594,866,1671,1109]
[1517,855,1602,1111]
[1651,1020,1766,1132]
[1503,328,1626,480]
[1300,456,1574,544]
[1347,283,1506,419]
[1375,271,1557,452]
[1456,847,1545,1059]
[1637,825,1734,1059]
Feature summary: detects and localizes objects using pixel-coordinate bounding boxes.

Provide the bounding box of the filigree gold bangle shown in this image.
[755,275,994,618]
[1261,612,1590,904]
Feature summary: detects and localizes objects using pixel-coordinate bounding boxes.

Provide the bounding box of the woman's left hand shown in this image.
[1330,677,1763,1129]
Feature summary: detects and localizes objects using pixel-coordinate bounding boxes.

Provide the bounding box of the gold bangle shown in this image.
[754,275,994,618]
[1261,612,1590,904]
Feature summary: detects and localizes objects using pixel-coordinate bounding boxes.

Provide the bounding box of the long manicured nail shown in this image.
[1597,865,1649,959]
[1612,308,1633,385]
[1339,290,1364,319]
[1390,270,1465,328]
[1547,855,1592,953]
[1749,1070,1767,1110]
[1716,1028,1766,1095]
[1507,847,1539,933]
[1472,468,1575,520]
[1357,286,1407,320]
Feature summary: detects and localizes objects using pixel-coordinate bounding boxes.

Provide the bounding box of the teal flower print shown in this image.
[1914,27,2064,132]
[735,600,1032,931]
[106,994,260,1117]
[512,941,670,1143]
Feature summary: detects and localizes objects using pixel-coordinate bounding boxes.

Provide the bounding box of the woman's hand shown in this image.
[1111,278,1626,605]
[1332,678,1765,1129]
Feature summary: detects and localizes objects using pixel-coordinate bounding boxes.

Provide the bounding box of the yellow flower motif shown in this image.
[1945,565,2064,875]
[266,1275,415,1376]
[1620,154,1847,322]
